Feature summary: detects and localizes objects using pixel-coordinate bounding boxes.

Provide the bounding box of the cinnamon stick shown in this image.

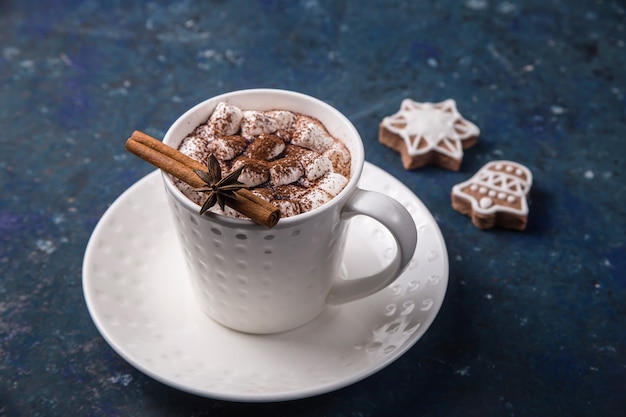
[125,131,280,228]
[130,130,207,172]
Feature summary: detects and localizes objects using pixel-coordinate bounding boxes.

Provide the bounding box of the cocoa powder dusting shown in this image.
[177,107,351,217]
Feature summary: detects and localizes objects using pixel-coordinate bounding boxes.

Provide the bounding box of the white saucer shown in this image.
[82,162,448,402]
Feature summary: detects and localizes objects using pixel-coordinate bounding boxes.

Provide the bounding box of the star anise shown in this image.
[193,154,247,215]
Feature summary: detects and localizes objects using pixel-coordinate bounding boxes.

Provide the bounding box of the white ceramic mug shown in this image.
[162,89,417,334]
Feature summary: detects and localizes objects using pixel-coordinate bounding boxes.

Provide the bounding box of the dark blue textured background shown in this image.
[1,1,624,416]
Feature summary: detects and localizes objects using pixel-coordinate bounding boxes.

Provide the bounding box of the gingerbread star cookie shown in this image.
[451,160,533,230]
[379,99,480,170]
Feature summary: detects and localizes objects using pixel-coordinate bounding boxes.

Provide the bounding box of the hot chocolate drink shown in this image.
[157,89,417,334]
[174,102,352,218]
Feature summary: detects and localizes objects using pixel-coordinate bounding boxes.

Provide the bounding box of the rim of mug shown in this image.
[161,88,365,229]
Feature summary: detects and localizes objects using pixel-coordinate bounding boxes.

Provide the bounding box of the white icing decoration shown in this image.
[479,186,487,194]
[488,190,496,197]
[381,98,480,159]
[451,160,532,216]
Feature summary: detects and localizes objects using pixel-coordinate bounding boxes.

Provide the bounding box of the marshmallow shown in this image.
[269,158,304,186]
[266,110,296,139]
[271,199,301,217]
[298,188,332,213]
[193,124,214,141]
[318,173,348,196]
[241,110,277,140]
[302,156,332,181]
[207,102,243,136]
[285,145,332,181]
[173,178,205,205]
[232,157,270,187]
[291,116,334,153]
[178,135,210,165]
[246,134,285,160]
[208,135,247,161]
[323,142,351,177]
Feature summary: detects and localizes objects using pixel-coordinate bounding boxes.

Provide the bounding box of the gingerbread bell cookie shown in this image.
[379,99,480,171]
[451,160,532,230]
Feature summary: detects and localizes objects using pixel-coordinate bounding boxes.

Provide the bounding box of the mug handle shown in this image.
[326,188,418,305]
